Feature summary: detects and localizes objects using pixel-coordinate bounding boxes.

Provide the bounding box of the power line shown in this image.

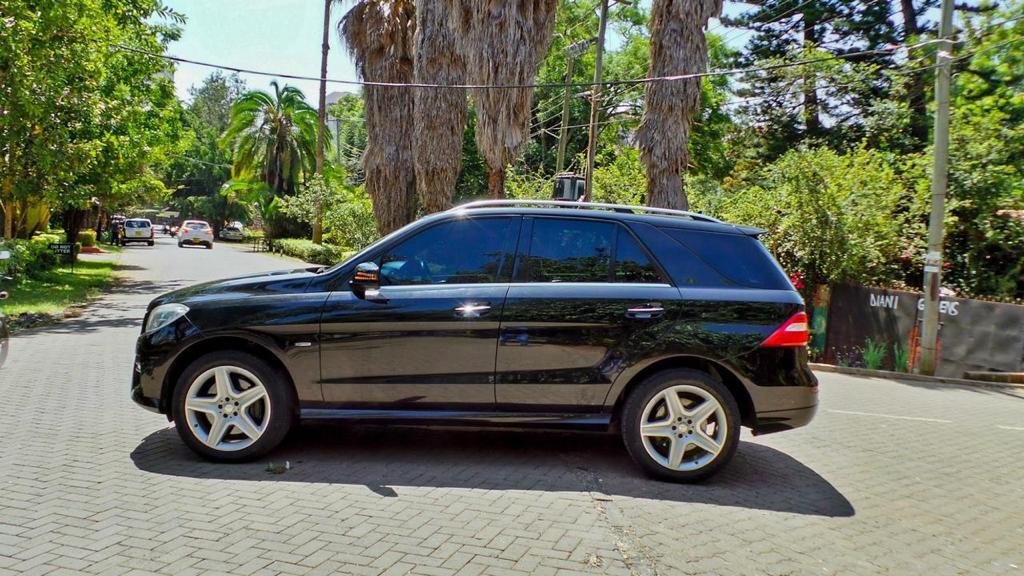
[115,37,947,91]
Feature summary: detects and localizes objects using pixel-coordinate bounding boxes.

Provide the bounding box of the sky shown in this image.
[162,0,751,104]
[163,0,361,102]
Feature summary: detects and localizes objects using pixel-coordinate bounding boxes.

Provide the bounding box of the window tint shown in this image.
[663,228,791,290]
[125,220,149,229]
[379,217,518,286]
[521,219,614,283]
[614,228,665,283]
[185,222,207,230]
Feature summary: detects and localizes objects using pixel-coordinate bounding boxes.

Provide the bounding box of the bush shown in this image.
[78,230,96,247]
[273,239,353,266]
[1,232,63,278]
[717,146,920,293]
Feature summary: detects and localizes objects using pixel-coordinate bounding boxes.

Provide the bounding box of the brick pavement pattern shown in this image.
[1,238,1022,576]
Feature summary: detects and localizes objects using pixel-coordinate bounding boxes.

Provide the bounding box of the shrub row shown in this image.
[1,232,64,278]
[272,238,355,266]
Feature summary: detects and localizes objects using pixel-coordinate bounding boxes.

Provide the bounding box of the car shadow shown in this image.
[130,424,854,518]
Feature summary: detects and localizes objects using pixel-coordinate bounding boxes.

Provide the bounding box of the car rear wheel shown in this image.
[621,369,740,482]
[206,242,213,250]
[172,351,294,462]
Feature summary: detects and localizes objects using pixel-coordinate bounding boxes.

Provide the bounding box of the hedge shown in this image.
[1,232,64,278]
[272,238,355,266]
[78,230,96,247]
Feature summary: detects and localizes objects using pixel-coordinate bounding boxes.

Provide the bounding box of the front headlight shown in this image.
[145,303,189,333]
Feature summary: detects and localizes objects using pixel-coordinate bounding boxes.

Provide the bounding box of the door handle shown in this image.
[626,304,665,319]
[454,302,491,318]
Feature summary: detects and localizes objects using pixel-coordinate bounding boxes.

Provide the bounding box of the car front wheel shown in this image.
[172,351,294,462]
[621,369,740,482]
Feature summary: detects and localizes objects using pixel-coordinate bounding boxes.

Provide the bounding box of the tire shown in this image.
[172,351,294,462]
[206,242,213,250]
[177,242,183,248]
[621,369,741,482]
[147,241,154,246]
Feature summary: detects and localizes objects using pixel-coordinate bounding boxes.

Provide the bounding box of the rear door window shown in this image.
[614,228,666,283]
[662,228,791,290]
[519,218,614,283]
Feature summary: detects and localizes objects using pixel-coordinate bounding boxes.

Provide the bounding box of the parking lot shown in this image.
[1,239,1022,576]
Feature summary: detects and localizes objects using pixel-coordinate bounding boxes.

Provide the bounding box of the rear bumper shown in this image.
[752,403,817,435]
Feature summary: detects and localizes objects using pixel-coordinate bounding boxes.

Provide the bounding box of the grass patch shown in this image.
[3,259,118,317]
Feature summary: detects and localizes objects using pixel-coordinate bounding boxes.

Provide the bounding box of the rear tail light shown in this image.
[761,311,809,347]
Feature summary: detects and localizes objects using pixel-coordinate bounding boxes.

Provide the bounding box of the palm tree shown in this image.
[636,0,723,210]
[447,0,559,198]
[414,0,467,213]
[340,0,417,235]
[220,81,320,196]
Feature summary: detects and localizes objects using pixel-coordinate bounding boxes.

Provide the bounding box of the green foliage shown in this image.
[862,338,887,370]
[1,233,63,278]
[78,230,96,248]
[273,239,351,266]
[323,184,379,252]
[716,146,922,293]
[165,72,248,230]
[0,0,185,238]
[220,81,320,196]
[893,342,909,373]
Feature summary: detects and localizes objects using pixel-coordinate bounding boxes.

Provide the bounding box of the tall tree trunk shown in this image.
[638,0,723,209]
[341,0,417,235]
[802,13,822,138]
[447,0,559,199]
[900,0,929,146]
[414,0,467,213]
[314,0,331,244]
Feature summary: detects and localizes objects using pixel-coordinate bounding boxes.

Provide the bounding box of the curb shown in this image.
[809,363,1024,391]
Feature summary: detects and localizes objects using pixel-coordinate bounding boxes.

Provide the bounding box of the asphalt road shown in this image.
[0,236,1022,576]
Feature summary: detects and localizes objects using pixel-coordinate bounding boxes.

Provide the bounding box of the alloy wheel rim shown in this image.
[639,385,726,471]
[184,365,270,452]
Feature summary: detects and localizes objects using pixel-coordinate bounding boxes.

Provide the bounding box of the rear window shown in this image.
[125,220,150,228]
[662,228,791,290]
[185,222,208,230]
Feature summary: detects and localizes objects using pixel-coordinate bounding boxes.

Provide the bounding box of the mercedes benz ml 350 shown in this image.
[132,200,817,481]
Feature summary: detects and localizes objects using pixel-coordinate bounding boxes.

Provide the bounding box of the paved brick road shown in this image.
[1,237,1022,576]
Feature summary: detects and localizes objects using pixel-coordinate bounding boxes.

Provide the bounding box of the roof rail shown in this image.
[452,199,722,223]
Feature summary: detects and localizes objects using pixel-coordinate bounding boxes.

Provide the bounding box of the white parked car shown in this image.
[123,218,154,246]
[219,224,245,241]
[177,220,214,249]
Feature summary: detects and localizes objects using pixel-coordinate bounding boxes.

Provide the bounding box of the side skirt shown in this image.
[299,408,612,431]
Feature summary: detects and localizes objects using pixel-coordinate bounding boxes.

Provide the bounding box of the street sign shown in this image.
[49,243,74,256]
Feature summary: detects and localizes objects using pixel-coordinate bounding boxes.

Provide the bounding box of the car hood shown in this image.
[150,267,323,308]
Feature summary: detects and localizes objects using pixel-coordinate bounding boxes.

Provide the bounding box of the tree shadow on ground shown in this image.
[10,277,190,335]
[131,424,854,518]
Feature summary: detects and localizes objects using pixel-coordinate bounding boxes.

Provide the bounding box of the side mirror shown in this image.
[350,262,381,299]
[0,250,10,261]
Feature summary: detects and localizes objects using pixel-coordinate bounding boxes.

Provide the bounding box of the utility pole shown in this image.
[556,39,593,173]
[313,0,331,245]
[918,0,955,375]
[583,0,610,200]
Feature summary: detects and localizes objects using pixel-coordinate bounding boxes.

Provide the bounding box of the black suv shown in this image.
[132,201,817,481]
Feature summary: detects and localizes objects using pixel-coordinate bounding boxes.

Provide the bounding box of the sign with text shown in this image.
[49,243,74,256]
[826,284,1024,377]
